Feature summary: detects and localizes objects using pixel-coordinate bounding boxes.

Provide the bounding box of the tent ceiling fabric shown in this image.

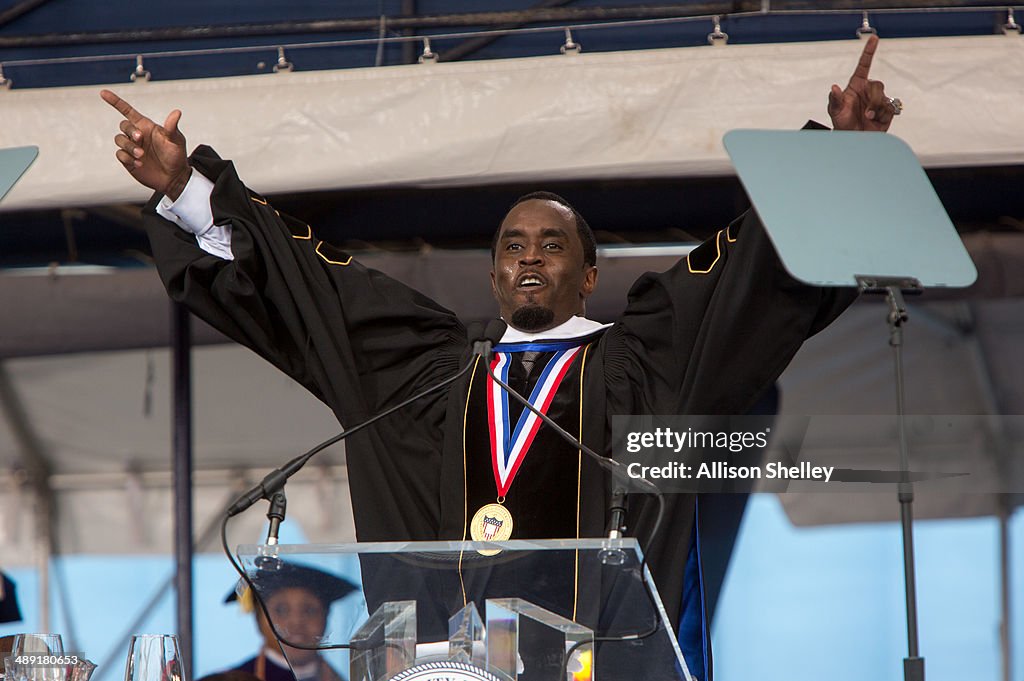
[2,36,1022,212]
[0,346,348,475]
[0,474,358,566]
[0,345,355,566]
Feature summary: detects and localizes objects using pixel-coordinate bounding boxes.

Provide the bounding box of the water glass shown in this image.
[10,635,64,656]
[5,634,66,681]
[123,635,182,681]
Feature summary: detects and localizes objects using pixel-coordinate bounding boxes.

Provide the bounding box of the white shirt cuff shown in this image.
[154,168,234,261]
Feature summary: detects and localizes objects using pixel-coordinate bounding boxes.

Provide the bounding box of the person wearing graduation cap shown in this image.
[225,564,358,681]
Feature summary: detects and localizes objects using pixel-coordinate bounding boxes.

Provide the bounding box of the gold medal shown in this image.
[470,503,514,545]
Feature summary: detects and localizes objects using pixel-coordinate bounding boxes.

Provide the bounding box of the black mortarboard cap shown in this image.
[0,571,22,624]
[224,563,358,611]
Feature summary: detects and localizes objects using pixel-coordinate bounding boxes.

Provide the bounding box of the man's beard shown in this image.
[509,304,555,332]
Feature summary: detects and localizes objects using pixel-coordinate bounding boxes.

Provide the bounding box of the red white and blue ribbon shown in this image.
[486,346,582,496]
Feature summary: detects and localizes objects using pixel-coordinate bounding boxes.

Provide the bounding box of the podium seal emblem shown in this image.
[387,661,501,681]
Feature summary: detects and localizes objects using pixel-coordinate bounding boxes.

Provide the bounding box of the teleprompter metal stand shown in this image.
[855,275,925,680]
[724,129,978,681]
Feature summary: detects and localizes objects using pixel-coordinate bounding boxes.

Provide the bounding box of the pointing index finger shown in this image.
[847,35,879,86]
[100,88,143,123]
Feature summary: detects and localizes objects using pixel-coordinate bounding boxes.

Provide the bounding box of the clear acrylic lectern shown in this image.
[236,538,691,681]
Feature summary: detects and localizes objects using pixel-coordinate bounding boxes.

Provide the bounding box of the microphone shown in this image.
[607,488,628,539]
[255,497,285,570]
[226,319,508,518]
[264,492,287,546]
[473,319,507,357]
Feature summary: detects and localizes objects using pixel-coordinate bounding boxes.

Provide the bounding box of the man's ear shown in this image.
[490,269,498,300]
[580,266,598,299]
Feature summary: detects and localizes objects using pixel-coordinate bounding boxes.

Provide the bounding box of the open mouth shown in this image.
[516,273,546,289]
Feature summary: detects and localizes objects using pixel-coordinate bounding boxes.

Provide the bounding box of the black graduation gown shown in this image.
[233,652,341,681]
[143,146,854,679]
[234,654,296,681]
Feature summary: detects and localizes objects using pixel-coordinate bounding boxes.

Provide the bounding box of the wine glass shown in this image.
[123,635,182,681]
[10,635,64,655]
[6,634,65,681]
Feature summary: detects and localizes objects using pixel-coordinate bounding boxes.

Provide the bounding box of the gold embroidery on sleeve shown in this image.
[687,229,723,275]
[315,241,352,266]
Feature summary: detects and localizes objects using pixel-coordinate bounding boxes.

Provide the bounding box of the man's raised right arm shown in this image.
[100,90,465,421]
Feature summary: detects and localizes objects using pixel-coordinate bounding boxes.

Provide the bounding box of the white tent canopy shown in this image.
[1,35,1022,212]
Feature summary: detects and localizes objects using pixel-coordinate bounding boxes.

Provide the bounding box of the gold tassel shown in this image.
[238,585,255,614]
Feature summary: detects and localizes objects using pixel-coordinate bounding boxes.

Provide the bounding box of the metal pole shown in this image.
[0,1,1000,48]
[171,302,194,679]
[885,286,924,681]
[36,518,50,631]
[0,0,55,28]
[999,504,1011,681]
[441,0,581,63]
[400,0,417,65]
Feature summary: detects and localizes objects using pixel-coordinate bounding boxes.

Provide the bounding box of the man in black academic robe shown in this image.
[101,35,898,681]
